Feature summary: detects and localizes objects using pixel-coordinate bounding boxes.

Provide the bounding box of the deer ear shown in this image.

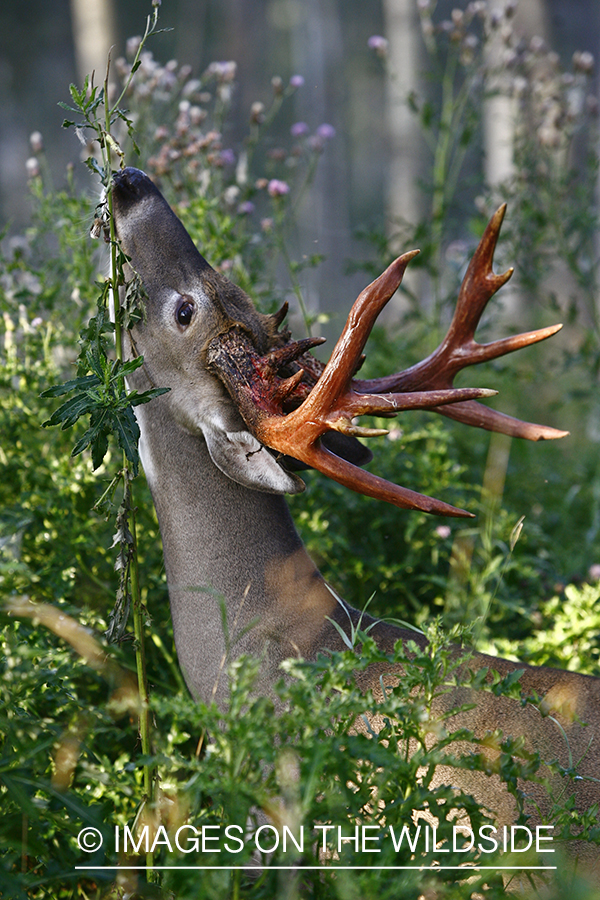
[202,422,306,495]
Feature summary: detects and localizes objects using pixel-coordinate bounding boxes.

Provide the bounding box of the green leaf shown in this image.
[84,157,105,179]
[68,81,85,105]
[91,428,110,470]
[114,407,141,474]
[41,374,100,399]
[118,356,145,378]
[129,386,170,407]
[42,392,97,429]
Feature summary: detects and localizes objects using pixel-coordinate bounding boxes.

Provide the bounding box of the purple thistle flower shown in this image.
[290,75,305,88]
[316,123,336,140]
[237,201,255,215]
[267,179,291,198]
[220,148,236,166]
[368,35,388,57]
[290,121,310,138]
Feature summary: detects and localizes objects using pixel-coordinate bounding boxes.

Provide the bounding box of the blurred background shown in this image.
[0,0,598,318]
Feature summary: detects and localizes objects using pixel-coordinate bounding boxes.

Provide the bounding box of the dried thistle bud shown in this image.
[250,101,265,124]
[90,217,103,240]
[182,79,201,98]
[267,148,287,162]
[25,157,40,179]
[529,35,545,54]
[190,106,206,126]
[466,1,486,17]
[573,50,594,75]
[29,131,43,153]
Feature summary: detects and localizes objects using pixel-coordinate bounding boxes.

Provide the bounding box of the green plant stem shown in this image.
[426,42,482,325]
[111,9,160,114]
[129,497,153,783]
[102,58,155,876]
[273,206,313,335]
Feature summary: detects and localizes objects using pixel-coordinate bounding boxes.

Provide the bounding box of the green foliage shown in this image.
[41,331,167,475]
[291,419,472,621]
[2,2,600,897]
[3,611,596,899]
[490,580,600,676]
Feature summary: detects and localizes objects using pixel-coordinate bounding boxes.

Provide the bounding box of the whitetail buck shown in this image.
[110,167,600,864]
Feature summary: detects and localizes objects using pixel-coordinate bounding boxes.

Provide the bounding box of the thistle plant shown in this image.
[41,5,167,871]
[368,0,597,333]
[35,2,341,880]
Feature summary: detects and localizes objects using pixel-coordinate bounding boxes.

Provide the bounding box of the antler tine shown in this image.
[309,250,420,408]
[353,206,568,442]
[300,442,475,517]
[432,399,568,441]
[444,203,513,349]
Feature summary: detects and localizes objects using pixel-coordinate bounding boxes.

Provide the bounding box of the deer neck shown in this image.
[135,394,347,704]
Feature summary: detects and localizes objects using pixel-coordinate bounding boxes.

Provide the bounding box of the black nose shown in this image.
[112,167,159,201]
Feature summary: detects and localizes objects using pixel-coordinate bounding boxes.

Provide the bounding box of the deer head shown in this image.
[111,167,566,517]
[111,167,308,496]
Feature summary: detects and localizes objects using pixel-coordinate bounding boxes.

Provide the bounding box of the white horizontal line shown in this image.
[75,865,557,871]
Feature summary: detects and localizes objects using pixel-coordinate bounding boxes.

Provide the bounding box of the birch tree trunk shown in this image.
[69,0,117,84]
[381,0,423,318]
[484,0,549,318]
[484,0,549,189]
[382,0,422,234]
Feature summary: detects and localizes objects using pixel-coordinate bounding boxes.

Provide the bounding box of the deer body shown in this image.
[111,168,600,860]
[134,391,349,703]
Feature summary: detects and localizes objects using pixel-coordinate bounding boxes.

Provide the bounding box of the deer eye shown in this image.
[176,297,195,328]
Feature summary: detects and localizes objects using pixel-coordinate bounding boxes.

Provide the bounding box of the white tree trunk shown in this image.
[380,0,423,318]
[382,0,422,233]
[69,0,117,84]
[484,0,549,189]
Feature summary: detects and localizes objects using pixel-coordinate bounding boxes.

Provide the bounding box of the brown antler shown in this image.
[353,205,568,441]
[210,253,494,517]
[207,206,567,517]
